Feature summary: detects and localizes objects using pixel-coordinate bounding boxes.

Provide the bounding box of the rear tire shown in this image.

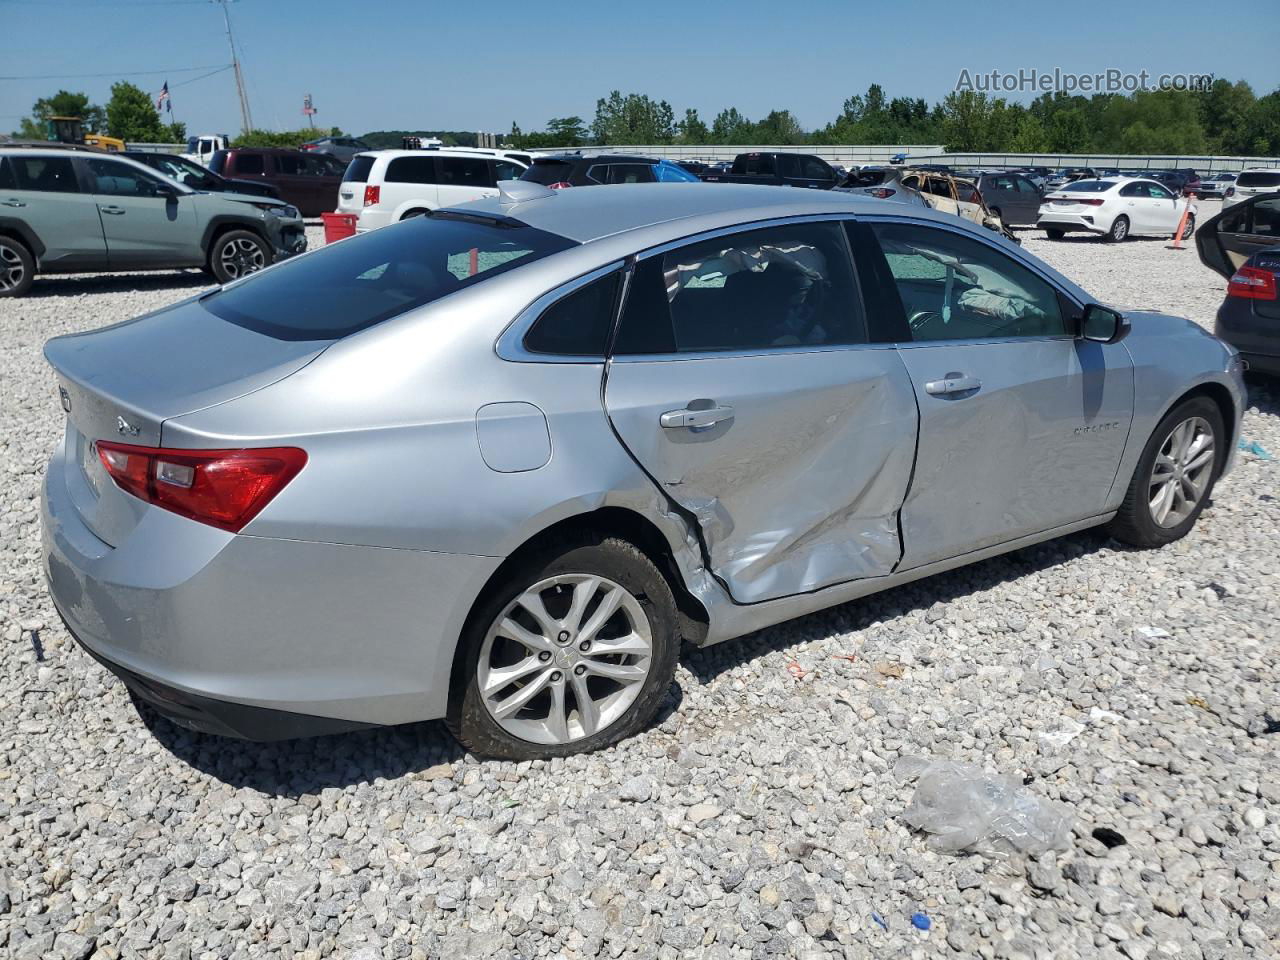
[1045,228,1065,240]
[0,235,36,297]
[1105,215,1129,243]
[448,536,680,760]
[208,229,272,284]
[1106,396,1224,548]
[1177,213,1196,240]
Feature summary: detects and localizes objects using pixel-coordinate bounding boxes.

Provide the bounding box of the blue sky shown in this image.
[3,0,1279,138]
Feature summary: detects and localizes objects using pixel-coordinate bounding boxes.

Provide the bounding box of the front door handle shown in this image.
[660,404,735,429]
[924,376,982,396]
[1,199,25,208]
[99,205,126,215]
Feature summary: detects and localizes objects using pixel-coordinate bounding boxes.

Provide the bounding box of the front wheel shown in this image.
[0,235,36,297]
[1177,213,1196,240]
[1045,228,1065,241]
[1105,215,1129,243]
[449,537,680,760]
[208,229,271,284]
[1106,396,1224,547]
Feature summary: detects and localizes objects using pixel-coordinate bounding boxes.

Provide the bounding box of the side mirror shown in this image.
[1081,304,1130,344]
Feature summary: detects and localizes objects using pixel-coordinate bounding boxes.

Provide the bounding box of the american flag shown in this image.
[155,81,170,113]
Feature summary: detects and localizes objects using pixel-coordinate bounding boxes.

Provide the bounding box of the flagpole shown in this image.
[213,0,253,133]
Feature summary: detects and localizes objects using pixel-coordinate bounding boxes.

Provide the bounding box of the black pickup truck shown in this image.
[699,151,840,189]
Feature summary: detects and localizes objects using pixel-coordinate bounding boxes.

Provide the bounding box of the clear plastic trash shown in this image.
[895,757,1074,857]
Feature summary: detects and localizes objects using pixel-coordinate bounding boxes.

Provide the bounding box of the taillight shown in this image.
[866,188,896,199]
[1073,198,1105,206]
[1228,266,1278,301]
[301,144,316,151]
[363,184,380,206]
[546,181,572,190]
[96,442,307,533]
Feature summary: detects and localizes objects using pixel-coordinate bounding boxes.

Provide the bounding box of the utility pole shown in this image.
[213,0,253,133]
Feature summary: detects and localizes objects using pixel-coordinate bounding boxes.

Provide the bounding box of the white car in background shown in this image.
[336,148,528,232]
[1222,168,1280,209]
[1038,177,1196,242]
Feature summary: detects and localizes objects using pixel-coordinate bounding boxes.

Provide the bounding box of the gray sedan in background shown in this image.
[43,182,1245,759]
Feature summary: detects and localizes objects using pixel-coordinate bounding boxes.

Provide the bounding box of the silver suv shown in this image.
[0,149,306,297]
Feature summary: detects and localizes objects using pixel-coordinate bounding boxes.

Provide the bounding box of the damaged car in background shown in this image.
[835,166,1019,242]
[43,182,1244,760]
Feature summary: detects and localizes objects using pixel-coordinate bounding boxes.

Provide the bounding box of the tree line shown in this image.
[13,85,186,144]
[509,79,1280,156]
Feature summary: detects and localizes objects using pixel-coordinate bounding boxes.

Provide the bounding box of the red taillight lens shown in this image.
[546,181,572,190]
[363,184,380,206]
[866,188,897,199]
[96,442,307,533]
[301,144,316,151]
[1076,198,1105,206]
[1228,266,1278,300]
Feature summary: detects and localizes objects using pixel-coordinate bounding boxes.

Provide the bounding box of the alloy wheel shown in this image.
[478,574,653,745]
[1148,416,1215,528]
[1112,218,1128,241]
[0,245,25,292]
[218,237,265,280]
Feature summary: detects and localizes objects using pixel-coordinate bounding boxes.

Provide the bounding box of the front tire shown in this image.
[208,229,271,284]
[1177,213,1196,240]
[1106,396,1224,547]
[1045,228,1065,240]
[1105,215,1129,243]
[449,537,680,760]
[0,235,36,297]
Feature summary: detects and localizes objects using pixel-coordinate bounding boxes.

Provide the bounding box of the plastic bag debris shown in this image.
[1237,439,1274,461]
[871,911,888,931]
[911,912,932,931]
[895,757,1074,857]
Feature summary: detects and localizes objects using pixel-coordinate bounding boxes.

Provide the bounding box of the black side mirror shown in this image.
[1081,304,1130,344]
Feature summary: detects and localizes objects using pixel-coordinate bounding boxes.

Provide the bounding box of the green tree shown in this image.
[15,89,106,139]
[546,116,588,145]
[677,108,709,144]
[1045,108,1090,152]
[105,81,168,142]
[230,128,319,149]
[710,107,752,144]
[940,90,993,151]
[165,121,187,143]
[1009,113,1048,152]
[753,109,804,145]
[592,92,676,144]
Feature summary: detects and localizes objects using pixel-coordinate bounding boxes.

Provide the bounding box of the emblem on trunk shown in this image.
[116,416,140,437]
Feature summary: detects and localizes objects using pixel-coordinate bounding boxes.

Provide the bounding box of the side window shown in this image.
[276,154,304,176]
[438,157,491,188]
[1118,183,1142,198]
[607,164,655,184]
[777,155,802,179]
[868,221,1066,341]
[1252,199,1280,238]
[523,272,622,357]
[234,153,265,175]
[800,156,832,180]
[615,221,865,354]
[86,158,166,197]
[9,156,79,193]
[300,154,332,177]
[1147,183,1174,200]
[386,156,437,184]
[492,160,522,182]
[0,158,14,190]
[990,176,1014,191]
[1014,177,1038,193]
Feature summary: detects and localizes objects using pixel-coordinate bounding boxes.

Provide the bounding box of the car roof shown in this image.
[354,148,523,160]
[455,181,974,245]
[532,154,661,164]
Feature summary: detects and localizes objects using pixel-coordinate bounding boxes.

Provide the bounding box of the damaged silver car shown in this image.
[44,182,1245,759]
[836,166,1018,242]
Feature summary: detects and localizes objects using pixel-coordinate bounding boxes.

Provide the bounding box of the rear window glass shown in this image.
[1237,172,1280,189]
[8,155,79,192]
[343,156,375,182]
[385,156,436,184]
[522,159,575,185]
[1061,180,1114,192]
[845,169,890,188]
[524,272,622,356]
[201,213,577,341]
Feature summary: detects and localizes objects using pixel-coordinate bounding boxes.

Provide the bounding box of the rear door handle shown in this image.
[924,376,982,396]
[660,404,735,429]
[99,205,126,215]
[1,199,25,208]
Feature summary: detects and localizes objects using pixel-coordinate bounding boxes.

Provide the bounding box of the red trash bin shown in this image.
[321,212,358,244]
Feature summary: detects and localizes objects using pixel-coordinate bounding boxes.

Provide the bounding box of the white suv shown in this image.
[1223,168,1280,209]
[337,149,528,231]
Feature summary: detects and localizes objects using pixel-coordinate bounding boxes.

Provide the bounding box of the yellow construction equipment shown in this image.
[47,116,125,152]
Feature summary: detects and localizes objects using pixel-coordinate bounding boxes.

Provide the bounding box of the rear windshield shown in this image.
[1061,180,1114,192]
[1237,172,1280,189]
[845,169,890,188]
[343,156,376,182]
[201,213,577,341]
[522,159,575,185]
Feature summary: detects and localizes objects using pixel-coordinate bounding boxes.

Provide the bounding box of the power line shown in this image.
[0,64,231,81]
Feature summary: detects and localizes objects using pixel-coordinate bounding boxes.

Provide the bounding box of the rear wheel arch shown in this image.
[0,219,45,260]
[398,206,433,221]
[447,506,710,707]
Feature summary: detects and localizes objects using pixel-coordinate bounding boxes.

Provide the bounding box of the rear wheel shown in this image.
[0,235,35,297]
[1105,215,1129,243]
[449,537,680,760]
[208,229,271,284]
[1045,228,1065,240]
[1106,396,1224,547]
[1177,213,1196,240]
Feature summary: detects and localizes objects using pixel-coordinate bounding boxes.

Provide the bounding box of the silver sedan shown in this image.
[43,182,1246,758]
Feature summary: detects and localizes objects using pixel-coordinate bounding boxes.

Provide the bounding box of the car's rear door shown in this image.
[604,218,919,603]
[855,217,1134,569]
[1010,175,1042,224]
[1210,197,1280,271]
[2,154,106,269]
[84,157,198,267]
[437,156,497,206]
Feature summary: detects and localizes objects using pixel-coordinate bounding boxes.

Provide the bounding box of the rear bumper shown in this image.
[1037,213,1106,234]
[1216,301,1280,373]
[42,442,503,736]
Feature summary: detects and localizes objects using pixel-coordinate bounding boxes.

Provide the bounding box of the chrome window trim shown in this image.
[495,260,625,364]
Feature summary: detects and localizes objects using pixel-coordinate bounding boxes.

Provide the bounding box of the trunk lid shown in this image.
[45,297,329,546]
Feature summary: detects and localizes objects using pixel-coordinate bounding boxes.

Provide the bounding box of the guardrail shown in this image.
[124,142,185,154]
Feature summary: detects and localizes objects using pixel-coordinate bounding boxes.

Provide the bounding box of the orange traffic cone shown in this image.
[1168,193,1196,250]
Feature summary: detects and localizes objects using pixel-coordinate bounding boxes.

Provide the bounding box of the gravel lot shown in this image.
[2,213,1277,960]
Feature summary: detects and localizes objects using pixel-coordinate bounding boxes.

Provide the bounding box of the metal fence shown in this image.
[124,142,185,154]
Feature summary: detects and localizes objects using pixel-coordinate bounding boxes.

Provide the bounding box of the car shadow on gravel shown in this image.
[682,528,1117,684]
[29,271,211,298]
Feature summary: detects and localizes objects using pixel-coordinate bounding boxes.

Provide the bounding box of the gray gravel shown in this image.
[2,217,1277,960]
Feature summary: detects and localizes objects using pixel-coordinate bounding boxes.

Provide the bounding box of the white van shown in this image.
[336,149,528,231]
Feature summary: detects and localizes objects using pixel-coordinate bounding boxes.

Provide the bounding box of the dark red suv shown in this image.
[208,148,345,216]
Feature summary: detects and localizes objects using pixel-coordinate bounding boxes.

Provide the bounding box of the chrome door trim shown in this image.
[495,260,625,364]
